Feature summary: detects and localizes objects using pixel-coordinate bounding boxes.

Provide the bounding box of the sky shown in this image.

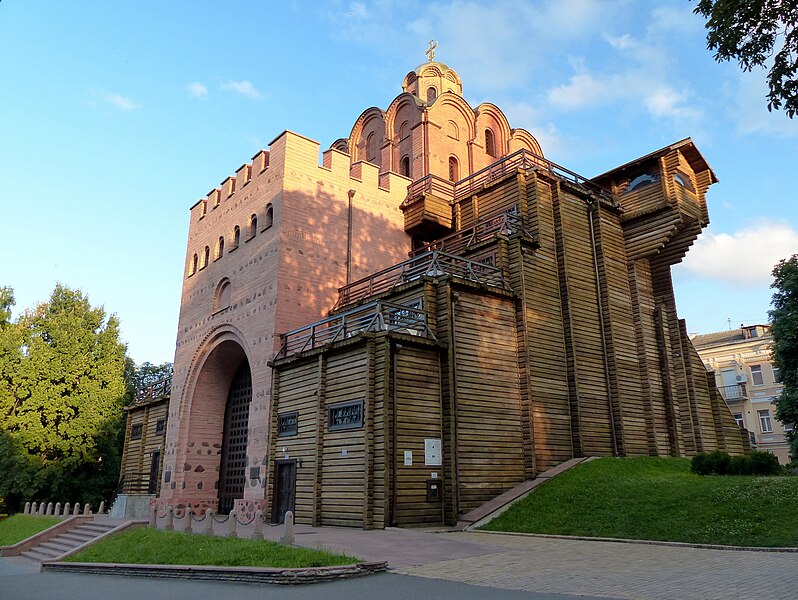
[2,1,796,365]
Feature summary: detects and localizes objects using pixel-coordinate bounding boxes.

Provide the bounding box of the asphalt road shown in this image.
[0,558,611,600]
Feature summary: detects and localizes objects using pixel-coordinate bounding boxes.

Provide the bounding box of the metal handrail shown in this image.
[278,300,436,358]
[402,149,614,207]
[335,250,508,309]
[719,383,747,401]
[117,472,156,495]
[410,210,532,257]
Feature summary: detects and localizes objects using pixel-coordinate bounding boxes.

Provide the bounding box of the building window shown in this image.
[366,132,376,163]
[213,279,232,312]
[399,121,409,140]
[200,200,207,218]
[626,172,660,192]
[249,214,258,239]
[447,120,459,140]
[427,86,437,102]
[190,254,198,276]
[751,364,764,386]
[155,419,165,436]
[733,413,744,429]
[328,400,364,431]
[448,156,459,182]
[278,412,298,437]
[131,424,143,440]
[758,409,773,433]
[485,128,496,157]
[264,204,274,230]
[673,171,696,192]
[216,236,224,260]
[233,226,240,250]
[773,364,781,383]
[400,156,410,178]
[201,246,210,269]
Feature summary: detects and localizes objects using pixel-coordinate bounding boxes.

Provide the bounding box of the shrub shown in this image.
[692,450,781,476]
[748,450,781,475]
[691,450,731,475]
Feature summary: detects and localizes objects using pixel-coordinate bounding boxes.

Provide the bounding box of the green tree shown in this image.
[0,287,13,328]
[0,284,128,509]
[694,0,798,117]
[770,254,798,461]
[126,361,173,403]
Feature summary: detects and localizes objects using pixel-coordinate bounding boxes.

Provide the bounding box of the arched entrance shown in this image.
[218,361,252,514]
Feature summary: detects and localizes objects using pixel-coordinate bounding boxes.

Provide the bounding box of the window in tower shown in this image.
[427,87,437,102]
[248,214,257,240]
[400,156,411,178]
[213,278,232,313]
[190,253,198,276]
[216,236,224,260]
[366,132,377,163]
[399,121,409,140]
[200,200,207,219]
[447,121,459,140]
[448,156,460,182]
[485,128,496,157]
[233,226,241,250]
[626,172,660,193]
[264,204,274,230]
[201,246,210,269]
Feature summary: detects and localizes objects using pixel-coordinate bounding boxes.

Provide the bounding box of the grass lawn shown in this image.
[0,515,61,546]
[481,456,798,547]
[65,527,361,568]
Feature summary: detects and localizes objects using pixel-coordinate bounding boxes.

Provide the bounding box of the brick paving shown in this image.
[396,532,798,600]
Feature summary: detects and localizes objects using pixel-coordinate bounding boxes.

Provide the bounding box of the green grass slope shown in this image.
[0,515,61,546]
[480,456,798,547]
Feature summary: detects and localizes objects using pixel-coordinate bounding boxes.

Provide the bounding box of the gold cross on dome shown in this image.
[425,39,438,62]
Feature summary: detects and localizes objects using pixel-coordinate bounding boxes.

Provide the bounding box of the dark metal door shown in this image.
[148,451,160,494]
[273,461,296,524]
[218,363,252,514]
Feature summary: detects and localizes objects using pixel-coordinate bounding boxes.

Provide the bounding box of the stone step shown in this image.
[21,549,58,562]
[73,524,114,536]
[58,532,95,544]
[37,541,76,554]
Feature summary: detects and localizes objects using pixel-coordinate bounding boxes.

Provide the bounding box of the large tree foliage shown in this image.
[0,285,128,509]
[126,361,172,403]
[770,255,798,461]
[694,0,798,117]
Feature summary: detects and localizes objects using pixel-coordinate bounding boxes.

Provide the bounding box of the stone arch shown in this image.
[475,103,513,156]
[177,325,254,511]
[383,93,423,141]
[347,107,385,165]
[510,128,544,157]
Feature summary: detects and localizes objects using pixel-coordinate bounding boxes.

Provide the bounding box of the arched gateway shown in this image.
[217,362,252,514]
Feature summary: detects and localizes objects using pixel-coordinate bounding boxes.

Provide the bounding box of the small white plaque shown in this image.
[430,472,438,479]
[424,438,442,466]
[341,449,348,457]
[404,450,413,466]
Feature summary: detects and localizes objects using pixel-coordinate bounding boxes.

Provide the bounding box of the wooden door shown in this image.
[148,451,160,494]
[273,461,296,524]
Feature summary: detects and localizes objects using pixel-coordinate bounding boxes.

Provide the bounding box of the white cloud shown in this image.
[186,82,208,98]
[680,222,798,287]
[220,80,263,99]
[104,93,138,110]
[644,86,701,120]
[547,74,612,110]
[729,67,798,137]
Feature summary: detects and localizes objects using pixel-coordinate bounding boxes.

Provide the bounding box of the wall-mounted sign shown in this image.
[424,438,442,466]
[404,450,413,466]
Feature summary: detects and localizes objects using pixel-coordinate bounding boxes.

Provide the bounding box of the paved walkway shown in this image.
[396,532,798,600]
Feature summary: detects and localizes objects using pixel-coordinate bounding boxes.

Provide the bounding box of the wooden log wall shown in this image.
[122,399,168,494]
[450,289,525,511]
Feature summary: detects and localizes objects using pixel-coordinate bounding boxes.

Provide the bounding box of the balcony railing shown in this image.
[402,148,614,208]
[719,383,748,402]
[410,210,533,258]
[117,472,157,495]
[278,300,435,358]
[135,376,172,403]
[335,250,508,309]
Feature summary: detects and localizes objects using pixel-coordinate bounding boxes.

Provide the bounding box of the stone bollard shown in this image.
[203,510,215,536]
[38,503,46,516]
[98,501,105,515]
[164,507,174,532]
[148,506,157,528]
[73,503,81,516]
[83,503,91,515]
[228,510,238,538]
[27,502,34,515]
[54,502,61,517]
[46,502,53,516]
[63,502,71,517]
[24,502,31,515]
[252,510,264,541]
[281,511,295,545]
[184,507,193,534]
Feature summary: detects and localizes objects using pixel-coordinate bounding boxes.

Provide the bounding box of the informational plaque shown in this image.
[424,438,442,466]
[404,450,413,466]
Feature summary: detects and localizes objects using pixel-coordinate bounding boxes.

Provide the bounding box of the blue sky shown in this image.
[2,1,796,365]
